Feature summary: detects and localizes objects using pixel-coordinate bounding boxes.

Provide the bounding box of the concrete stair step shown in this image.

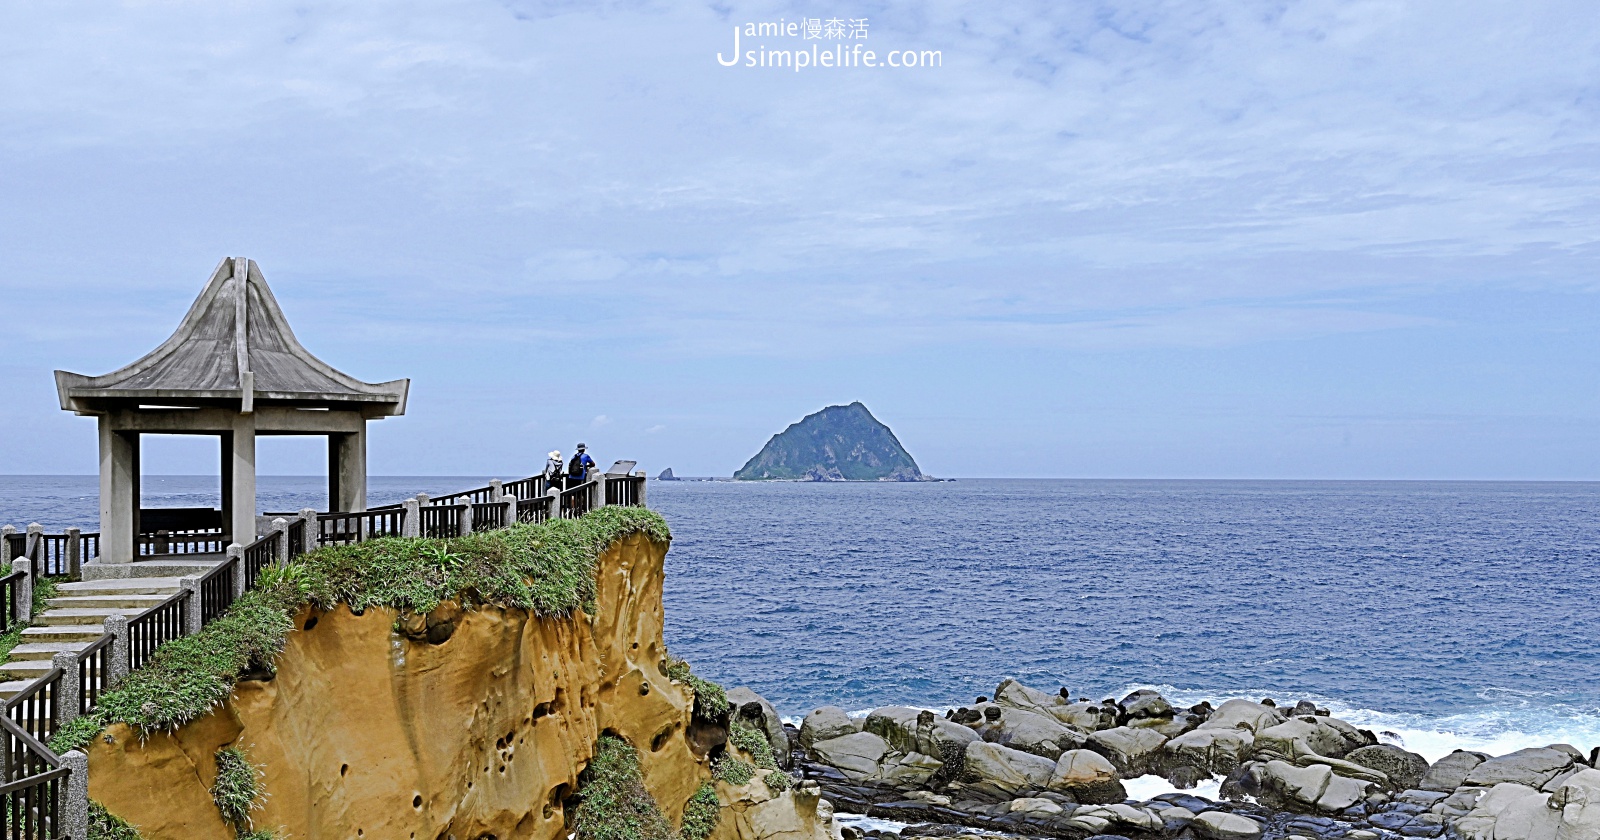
[0,660,55,679]
[5,641,91,662]
[47,594,175,610]
[22,625,106,643]
[0,680,35,700]
[35,607,151,626]
[56,578,184,596]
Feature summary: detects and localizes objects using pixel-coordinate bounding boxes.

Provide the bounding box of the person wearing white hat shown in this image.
[544,449,565,490]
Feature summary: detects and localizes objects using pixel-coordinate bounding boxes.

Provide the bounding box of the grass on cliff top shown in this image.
[51,507,670,754]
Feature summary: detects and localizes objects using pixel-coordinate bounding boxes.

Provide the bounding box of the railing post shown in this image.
[54,650,81,727]
[592,478,606,511]
[547,487,561,520]
[489,478,504,502]
[66,526,83,579]
[12,558,32,624]
[62,749,89,840]
[636,470,648,507]
[272,518,290,566]
[299,509,318,553]
[26,522,43,576]
[228,543,246,601]
[104,614,130,688]
[460,503,474,536]
[504,495,517,529]
[0,524,12,564]
[180,576,203,636]
[402,499,421,538]
[416,493,430,507]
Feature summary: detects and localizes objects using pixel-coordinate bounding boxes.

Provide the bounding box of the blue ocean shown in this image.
[4,475,1598,762]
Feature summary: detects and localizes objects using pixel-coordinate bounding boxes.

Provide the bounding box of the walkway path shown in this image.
[0,578,183,699]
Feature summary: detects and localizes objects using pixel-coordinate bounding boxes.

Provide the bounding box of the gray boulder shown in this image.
[1120,689,1175,720]
[1198,699,1284,734]
[971,703,1087,759]
[727,686,791,769]
[1227,759,1373,814]
[961,741,1057,795]
[799,706,859,753]
[1420,749,1487,792]
[808,731,943,788]
[1346,744,1430,792]
[1086,726,1169,777]
[1049,749,1128,804]
[1165,727,1256,776]
[1452,781,1560,840]
[1254,718,1351,760]
[1462,747,1575,789]
[863,706,979,759]
[1192,810,1264,840]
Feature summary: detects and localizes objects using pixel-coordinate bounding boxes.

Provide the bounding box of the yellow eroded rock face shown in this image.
[88,532,707,840]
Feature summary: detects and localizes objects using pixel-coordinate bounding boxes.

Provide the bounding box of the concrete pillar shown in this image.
[271,518,290,566]
[0,524,11,564]
[504,496,517,529]
[329,428,367,513]
[180,576,202,636]
[299,509,318,554]
[104,614,130,688]
[61,749,89,840]
[636,470,648,507]
[66,527,82,579]
[402,499,421,538]
[229,414,257,548]
[25,522,43,576]
[460,502,474,536]
[547,487,561,520]
[99,418,139,564]
[489,478,504,502]
[54,650,80,727]
[591,477,606,511]
[12,560,31,623]
[228,542,247,601]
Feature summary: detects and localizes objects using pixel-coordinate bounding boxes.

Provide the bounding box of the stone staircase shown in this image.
[0,577,183,700]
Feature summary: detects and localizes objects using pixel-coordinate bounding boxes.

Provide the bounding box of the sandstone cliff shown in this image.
[83,531,828,840]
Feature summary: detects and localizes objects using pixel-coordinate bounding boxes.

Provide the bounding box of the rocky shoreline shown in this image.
[726,679,1600,840]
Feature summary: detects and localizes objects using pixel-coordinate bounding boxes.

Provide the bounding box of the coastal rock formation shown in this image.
[734,402,932,481]
[82,533,829,840]
[795,679,1600,840]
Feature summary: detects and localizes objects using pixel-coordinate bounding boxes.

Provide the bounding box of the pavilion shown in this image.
[54,257,408,566]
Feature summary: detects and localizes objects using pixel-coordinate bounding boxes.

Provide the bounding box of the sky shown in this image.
[2,1,1599,479]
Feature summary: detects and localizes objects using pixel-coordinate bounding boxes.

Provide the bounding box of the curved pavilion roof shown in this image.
[55,257,408,415]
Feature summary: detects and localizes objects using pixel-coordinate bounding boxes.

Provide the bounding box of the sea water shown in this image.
[4,476,1598,761]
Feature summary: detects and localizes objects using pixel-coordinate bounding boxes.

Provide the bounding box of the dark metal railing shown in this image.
[30,537,68,579]
[316,509,405,547]
[242,531,279,591]
[197,558,236,626]
[0,572,22,636]
[558,481,594,519]
[137,529,225,556]
[128,592,186,671]
[4,670,61,747]
[286,519,307,560]
[0,716,65,840]
[1,535,23,567]
[79,533,99,564]
[76,636,112,716]
[470,502,505,531]
[516,496,552,524]
[430,487,495,507]
[604,475,644,507]
[503,476,548,500]
[418,505,465,539]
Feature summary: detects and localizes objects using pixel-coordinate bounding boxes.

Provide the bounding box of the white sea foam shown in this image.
[1122,774,1222,801]
[783,687,1600,765]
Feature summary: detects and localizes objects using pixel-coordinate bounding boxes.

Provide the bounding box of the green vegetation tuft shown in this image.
[0,576,62,666]
[664,655,729,721]
[212,746,265,833]
[51,508,671,754]
[727,719,795,792]
[711,755,754,785]
[678,782,721,840]
[88,801,143,840]
[573,735,673,840]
